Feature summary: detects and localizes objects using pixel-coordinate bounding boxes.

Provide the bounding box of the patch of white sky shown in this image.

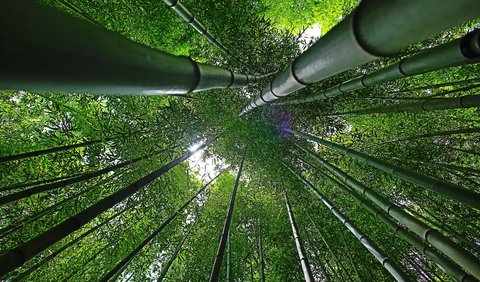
[187,141,227,183]
[298,23,322,51]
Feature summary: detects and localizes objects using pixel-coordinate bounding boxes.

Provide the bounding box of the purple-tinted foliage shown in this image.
[267,106,293,137]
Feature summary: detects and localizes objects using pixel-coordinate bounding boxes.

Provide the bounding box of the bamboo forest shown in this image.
[1,0,480,281]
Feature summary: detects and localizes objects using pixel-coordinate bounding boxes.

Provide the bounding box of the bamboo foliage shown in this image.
[240,0,480,114]
[100,170,224,281]
[0,1,269,95]
[286,128,480,209]
[0,142,208,276]
[284,192,316,282]
[209,154,245,282]
[302,159,475,282]
[283,164,409,282]
[328,95,480,116]
[296,145,480,280]
[275,30,480,106]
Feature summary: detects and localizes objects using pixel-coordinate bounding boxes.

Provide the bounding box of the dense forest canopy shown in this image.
[0,0,479,281]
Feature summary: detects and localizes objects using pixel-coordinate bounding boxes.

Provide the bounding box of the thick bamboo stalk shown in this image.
[284,192,316,282]
[284,165,409,282]
[0,145,177,206]
[12,205,132,281]
[0,142,208,276]
[306,162,475,282]
[286,129,480,209]
[240,0,480,114]
[209,155,245,282]
[295,146,480,280]
[0,138,111,163]
[275,30,480,106]
[100,171,223,281]
[162,0,250,71]
[0,1,267,94]
[328,95,480,117]
[157,223,195,282]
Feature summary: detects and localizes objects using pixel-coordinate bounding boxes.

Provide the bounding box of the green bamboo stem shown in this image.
[284,165,410,282]
[299,224,331,282]
[0,1,268,94]
[240,0,480,114]
[394,78,480,94]
[329,95,480,117]
[61,243,110,281]
[357,127,480,150]
[100,170,223,281]
[226,231,232,282]
[341,233,363,282]
[0,142,208,276]
[284,192,316,282]
[0,174,82,193]
[0,145,177,206]
[308,164,475,282]
[162,0,253,72]
[12,204,133,282]
[295,146,480,280]
[257,223,265,282]
[275,30,480,106]
[0,172,121,241]
[209,155,245,282]
[55,0,102,28]
[0,138,112,163]
[287,129,480,209]
[304,209,354,282]
[157,223,196,281]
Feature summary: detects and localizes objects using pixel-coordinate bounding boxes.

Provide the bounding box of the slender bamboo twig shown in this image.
[209,154,245,282]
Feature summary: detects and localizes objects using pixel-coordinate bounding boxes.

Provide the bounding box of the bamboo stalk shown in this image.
[162,0,253,72]
[0,1,268,94]
[12,205,133,281]
[284,192,316,282]
[357,127,480,150]
[287,129,480,209]
[0,142,208,276]
[295,145,480,280]
[240,0,480,114]
[0,138,112,163]
[157,222,196,281]
[284,164,409,282]
[100,170,223,281]
[209,155,245,282]
[257,222,265,282]
[0,145,177,206]
[329,95,480,117]
[275,30,480,106]
[306,162,475,282]
[304,211,354,282]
